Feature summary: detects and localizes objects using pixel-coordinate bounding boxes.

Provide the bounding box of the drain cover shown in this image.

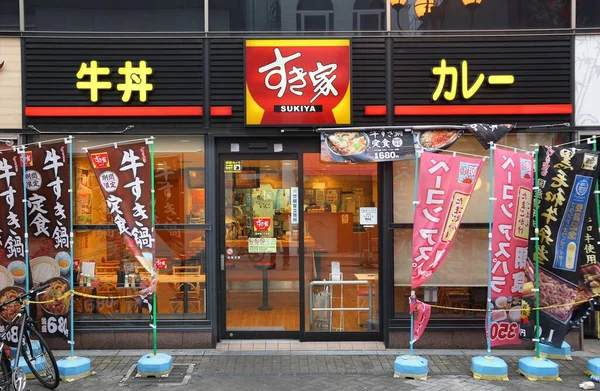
[120,363,193,386]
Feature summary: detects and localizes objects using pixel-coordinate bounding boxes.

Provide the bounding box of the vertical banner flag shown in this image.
[520,146,600,348]
[489,149,534,347]
[412,152,484,288]
[0,150,26,346]
[25,142,72,341]
[86,142,155,284]
[409,293,432,343]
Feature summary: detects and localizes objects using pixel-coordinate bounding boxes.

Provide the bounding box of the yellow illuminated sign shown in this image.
[432,59,514,102]
[76,60,154,103]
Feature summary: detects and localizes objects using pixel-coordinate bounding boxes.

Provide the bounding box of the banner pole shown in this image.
[67,137,75,357]
[533,147,541,359]
[486,143,495,357]
[410,148,421,357]
[150,140,157,357]
[593,139,600,268]
[19,148,30,314]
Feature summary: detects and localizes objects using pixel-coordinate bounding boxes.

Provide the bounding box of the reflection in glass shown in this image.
[0,0,19,30]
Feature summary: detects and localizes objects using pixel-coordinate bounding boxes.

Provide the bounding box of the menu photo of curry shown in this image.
[38,277,70,317]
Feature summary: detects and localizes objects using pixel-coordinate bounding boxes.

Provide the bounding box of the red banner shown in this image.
[412,152,484,288]
[245,39,351,126]
[409,295,431,343]
[0,150,26,346]
[86,142,154,280]
[489,148,534,346]
[25,142,72,341]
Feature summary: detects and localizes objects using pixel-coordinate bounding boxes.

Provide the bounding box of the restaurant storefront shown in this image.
[19,29,576,349]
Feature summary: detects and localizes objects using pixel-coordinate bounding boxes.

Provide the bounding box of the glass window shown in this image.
[39,135,207,320]
[392,132,568,319]
[303,153,379,332]
[577,0,600,27]
[392,0,570,31]
[209,0,385,32]
[0,0,19,30]
[24,0,204,31]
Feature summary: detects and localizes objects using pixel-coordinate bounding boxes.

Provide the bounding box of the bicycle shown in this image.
[0,283,60,390]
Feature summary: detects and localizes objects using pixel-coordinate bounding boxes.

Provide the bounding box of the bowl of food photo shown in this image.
[30,256,60,286]
[38,277,70,317]
[325,132,371,162]
[55,251,71,276]
[417,130,462,152]
[0,286,25,323]
[7,261,26,285]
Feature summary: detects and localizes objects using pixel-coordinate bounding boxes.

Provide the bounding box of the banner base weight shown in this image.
[393,355,428,380]
[137,353,173,378]
[585,358,600,377]
[538,341,572,361]
[517,357,561,382]
[58,356,92,382]
[471,356,509,381]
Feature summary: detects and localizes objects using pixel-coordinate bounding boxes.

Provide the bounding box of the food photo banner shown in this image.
[319,124,514,163]
[85,142,155,281]
[0,149,26,346]
[24,141,72,341]
[489,148,534,347]
[411,152,484,288]
[520,146,600,348]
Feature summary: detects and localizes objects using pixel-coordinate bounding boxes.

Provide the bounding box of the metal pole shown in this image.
[533,146,541,359]
[410,148,421,357]
[149,140,157,356]
[486,143,495,357]
[19,148,30,314]
[67,136,75,357]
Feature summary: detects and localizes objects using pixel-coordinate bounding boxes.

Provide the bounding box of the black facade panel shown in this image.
[25,38,204,131]
[351,37,387,126]
[392,35,572,124]
[209,39,244,129]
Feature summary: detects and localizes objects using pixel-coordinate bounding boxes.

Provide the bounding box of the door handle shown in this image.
[220,254,225,271]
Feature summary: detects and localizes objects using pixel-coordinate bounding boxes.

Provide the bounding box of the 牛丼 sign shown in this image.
[245,39,351,126]
[76,60,153,103]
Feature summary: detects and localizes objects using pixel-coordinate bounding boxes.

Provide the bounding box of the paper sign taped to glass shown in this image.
[520,146,600,348]
[319,124,513,163]
[86,142,156,286]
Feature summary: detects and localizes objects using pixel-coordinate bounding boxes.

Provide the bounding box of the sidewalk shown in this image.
[27,341,600,390]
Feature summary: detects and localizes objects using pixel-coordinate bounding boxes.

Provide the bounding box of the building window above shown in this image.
[353,0,385,31]
[296,0,334,31]
[0,0,19,31]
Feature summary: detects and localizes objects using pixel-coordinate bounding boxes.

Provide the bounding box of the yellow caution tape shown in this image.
[427,297,596,313]
[24,289,144,304]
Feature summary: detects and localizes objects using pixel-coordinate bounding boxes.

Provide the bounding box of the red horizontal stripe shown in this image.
[394,104,573,116]
[364,105,387,116]
[25,106,203,117]
[210,106,232,117]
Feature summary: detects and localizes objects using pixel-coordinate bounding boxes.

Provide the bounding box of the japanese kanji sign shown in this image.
[520,146,600,348]
[76,60,153,103]
[24,141,72,341]
[432,59,514,102]
[411,152,483,288]
[0,149,26,346]
[86,142,154,278]
[489,148,534,347]
[245,39,351,126]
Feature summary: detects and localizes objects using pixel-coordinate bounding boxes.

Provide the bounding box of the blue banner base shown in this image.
[471,356,509,381]
[517,356,561,382]
[538,341,572,361]
[393,355,428,380]
[137,353,173,378]
[57,356,92,382]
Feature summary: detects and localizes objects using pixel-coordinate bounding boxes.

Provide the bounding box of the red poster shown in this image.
[245,39,351,126]
[412,152,484,288]
[489,149,533,346]
[86,142,154,280]
[253,217,272,232]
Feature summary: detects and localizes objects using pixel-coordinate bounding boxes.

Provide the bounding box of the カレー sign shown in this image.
[245,39,351,126]
[489,149,534,347]
[432,59,515,102]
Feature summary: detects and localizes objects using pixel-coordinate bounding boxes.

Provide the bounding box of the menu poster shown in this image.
[411,152,484,288]
[0,150,26,346]
[489,149,534,347]
[520,146,600,348]
[86,142,155,282]
[321,129,415,163]
[24,142,72,341]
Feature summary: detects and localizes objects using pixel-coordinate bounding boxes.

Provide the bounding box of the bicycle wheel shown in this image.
[21,325,59,389]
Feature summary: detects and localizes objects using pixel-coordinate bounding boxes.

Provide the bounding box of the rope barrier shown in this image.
[427,297,597,313]
[24,289,144,305]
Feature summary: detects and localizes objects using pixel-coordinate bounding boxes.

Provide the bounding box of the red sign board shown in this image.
[245,39,351,126]
[90,152,110,168]
[155,258,168,269]
[253,217,272,232]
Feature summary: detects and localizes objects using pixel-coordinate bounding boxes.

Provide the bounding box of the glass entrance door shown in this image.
[222,157,300,333]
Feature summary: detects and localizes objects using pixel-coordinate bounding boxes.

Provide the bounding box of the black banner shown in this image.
[520,146,600,348]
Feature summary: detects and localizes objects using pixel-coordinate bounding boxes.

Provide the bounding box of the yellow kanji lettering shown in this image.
[432,59,457,101]
[117,61,154,103]
[539,225,554,246]
[76,61,112,103]
[461,61,485,99]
